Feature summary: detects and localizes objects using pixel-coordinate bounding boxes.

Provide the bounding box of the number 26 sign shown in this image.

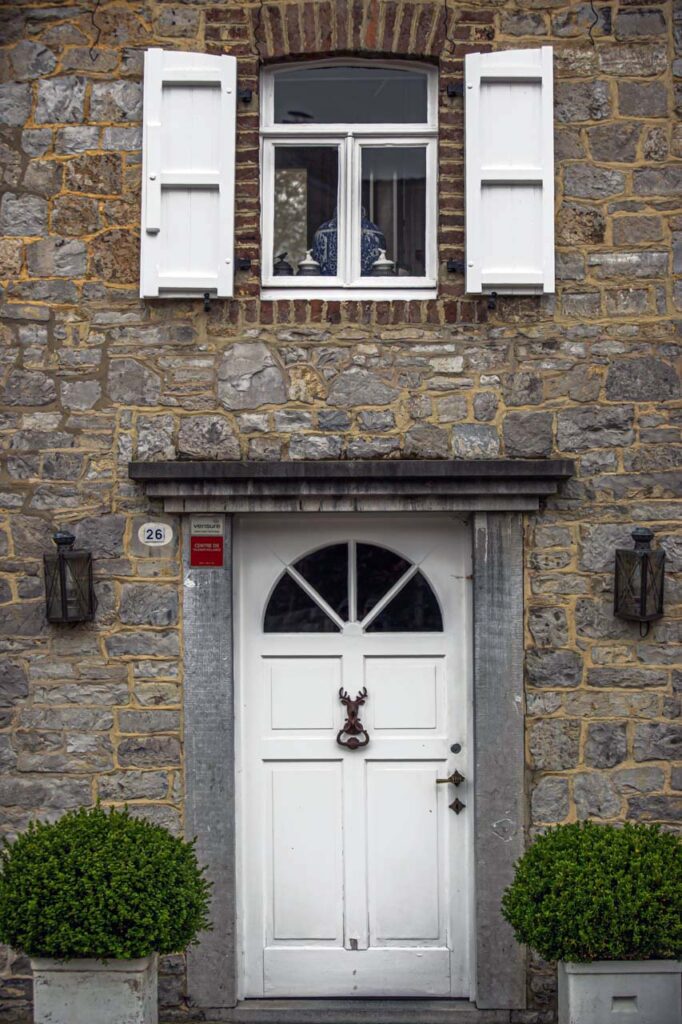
[137,522,173,547]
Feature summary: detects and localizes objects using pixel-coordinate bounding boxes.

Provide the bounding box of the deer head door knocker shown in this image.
[336,687,370,749]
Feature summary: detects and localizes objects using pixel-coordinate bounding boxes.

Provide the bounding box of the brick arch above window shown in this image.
[247,1,449,62]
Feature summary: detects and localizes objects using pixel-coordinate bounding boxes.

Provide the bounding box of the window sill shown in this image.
[261,287,438,301]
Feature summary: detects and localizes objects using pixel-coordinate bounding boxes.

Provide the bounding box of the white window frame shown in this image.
[260,59,438,300]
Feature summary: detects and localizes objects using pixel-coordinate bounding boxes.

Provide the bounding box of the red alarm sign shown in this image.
[190,515,224,568]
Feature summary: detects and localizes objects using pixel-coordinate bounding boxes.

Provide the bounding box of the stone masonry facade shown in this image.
[0,0,681,1020]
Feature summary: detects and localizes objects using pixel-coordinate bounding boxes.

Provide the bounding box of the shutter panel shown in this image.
[140,48,237,299]
[465,46,554,295]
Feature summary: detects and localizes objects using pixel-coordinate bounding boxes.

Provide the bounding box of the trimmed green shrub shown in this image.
[0,806,211,960]
[502,821,682,963]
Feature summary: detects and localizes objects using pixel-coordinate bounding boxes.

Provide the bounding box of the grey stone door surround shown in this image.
[130,459,573,1020]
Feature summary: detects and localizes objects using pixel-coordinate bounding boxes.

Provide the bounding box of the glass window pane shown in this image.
[273,147,339,276]
[366,570,443,632]
[361,147,426,277]
[264,572,339,632]
[294,544,349,620]
[274,66,428,124]
[357,543,411,622]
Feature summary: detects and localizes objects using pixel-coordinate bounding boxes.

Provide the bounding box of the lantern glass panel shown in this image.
[614,546,665,623]
[44,549,94,623]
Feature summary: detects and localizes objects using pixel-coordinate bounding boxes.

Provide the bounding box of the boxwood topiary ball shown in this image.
[0,806,211,960]
[501,821,681,963]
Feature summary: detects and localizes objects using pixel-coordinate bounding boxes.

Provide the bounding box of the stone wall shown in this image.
[0,1,681,1021]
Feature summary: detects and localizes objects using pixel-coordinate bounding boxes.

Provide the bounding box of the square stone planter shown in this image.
[558,960,682,1024]
[31,954,158,1024]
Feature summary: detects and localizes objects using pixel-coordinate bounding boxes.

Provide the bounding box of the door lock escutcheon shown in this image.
[436,770,465,787]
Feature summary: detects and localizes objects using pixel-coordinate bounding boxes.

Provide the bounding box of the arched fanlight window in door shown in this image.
[264,541,443,634]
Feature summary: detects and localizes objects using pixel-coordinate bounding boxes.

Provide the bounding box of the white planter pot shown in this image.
[558,959,682,1024]
[31,954,158,1024]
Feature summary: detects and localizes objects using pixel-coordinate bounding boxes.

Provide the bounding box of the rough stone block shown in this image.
[64,153,122,195]
[105,631,179,659]
[55,126,100,154]
[0,777,91,809]
[633,165,682,195]
[0,193,48,236]
[606,357,679,402]
[526,649,582,688]
[627,795,682,823]
[120,584,179,627]
[557,203,605,246]
[71,514,126,559]
[102,127,142,151]
[588,250,667,280]
[615,9,667,40]
[89,81,143,122]
[26,238,87,278]
[154,6,200,36]
[118,709,180,734]
[531,777,569,824]
[613,767,665,794]
[564,165,625,199]
[529,607,569,648]
[98,771,169,802]
[599,43,667,76]
[0,83,31,126]
[587,122,640,162]
[2,369,56,407]
[618,81,668,118]
[634,723,682,762]
[503,411,553,457]
[118,735,181,768]
[218,342,287,410]
[326,367,399,407]
[451,424,500,458]
[555,80,610,122]
[585,722,627,768]
[574,773,621,819]
[588,668,667,689]
[107,359,161,406]
[35,77,86,123]
[178,416,240,460]
[557,405,634,451]
[8,40,57,79]
[529,719,580,770]
[0,662,29,707]
[289,434,344,459]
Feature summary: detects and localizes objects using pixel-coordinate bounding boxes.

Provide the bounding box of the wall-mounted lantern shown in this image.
[43,531,95,624]
[614,528,665,633]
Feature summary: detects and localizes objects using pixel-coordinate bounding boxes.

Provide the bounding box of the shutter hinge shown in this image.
[238,87,253,103]
[237,257,252,272]
[447,260,465,274]
[446,82,464,99]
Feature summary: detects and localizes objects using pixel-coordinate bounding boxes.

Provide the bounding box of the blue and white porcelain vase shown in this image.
[312,209,387,276]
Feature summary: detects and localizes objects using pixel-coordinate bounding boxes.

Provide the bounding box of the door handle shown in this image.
[436,770,465,786]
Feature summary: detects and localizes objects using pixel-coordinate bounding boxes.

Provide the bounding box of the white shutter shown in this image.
[140,48,237,299]
[465,46,554,295]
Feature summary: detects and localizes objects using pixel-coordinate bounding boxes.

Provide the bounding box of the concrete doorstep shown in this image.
[161,999,515,1024]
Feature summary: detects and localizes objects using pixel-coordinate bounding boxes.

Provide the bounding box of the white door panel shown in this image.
[237,515,472,998]
[269,763,343,942]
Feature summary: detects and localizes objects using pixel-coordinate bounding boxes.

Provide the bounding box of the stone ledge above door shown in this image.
[129,458,574,513]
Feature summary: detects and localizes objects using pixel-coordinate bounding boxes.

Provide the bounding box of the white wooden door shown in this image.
[237,516,472,998]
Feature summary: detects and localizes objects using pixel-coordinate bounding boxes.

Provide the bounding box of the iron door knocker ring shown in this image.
[336,687,370,749]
